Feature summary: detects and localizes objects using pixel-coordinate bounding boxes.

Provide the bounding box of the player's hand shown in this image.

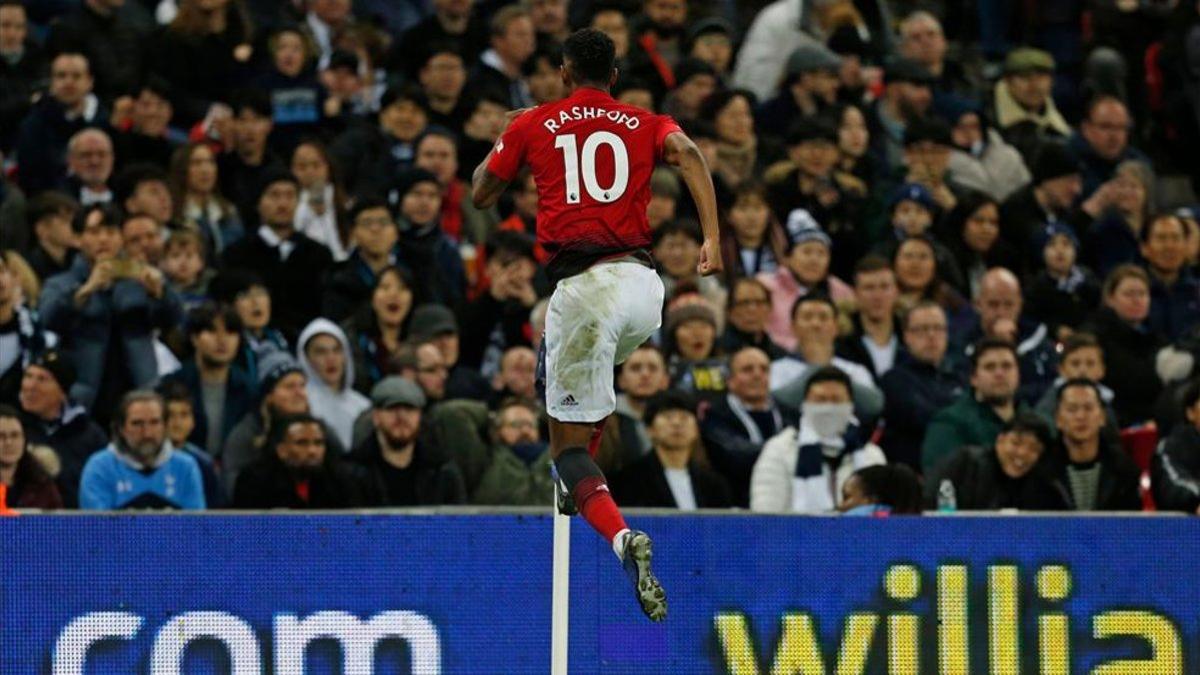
[697,238,722,276]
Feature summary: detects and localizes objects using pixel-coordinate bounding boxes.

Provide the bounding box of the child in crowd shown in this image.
[160,230,214,315]
[1024,222,1101,341]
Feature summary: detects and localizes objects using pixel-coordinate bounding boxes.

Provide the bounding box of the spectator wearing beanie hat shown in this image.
[758,209,853,352]
[1024,222,1101,341]
[686,17,736,77]
[664,293,727,400]
[16,351,108,507]
[394,168,468,308]
[219,350,347,494]
[1000,142,1101,261]
[221,170,335,343]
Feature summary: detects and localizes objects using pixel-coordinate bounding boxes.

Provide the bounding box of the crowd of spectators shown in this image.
[4,0,1200,515]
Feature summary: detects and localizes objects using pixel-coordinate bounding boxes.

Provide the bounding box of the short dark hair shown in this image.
[70,203,121,234]
[416,125,459,152]
[157,380,194,409]
[970,336,1018,372]
[265,413,324,452]
[485,230,536,262]
[726,277,771,311]
[522,44,563,77]
[850,465,923,514]
[1060,332,1101,359]
[698,89,757,124]
[998,411,1053,450]
[135,75,173,102]
[642,389,697,426]
[1140,213,1186,245]
[114,163,169,206]
[803,365,852,398]
[652,218,703,246]
[853,254,893,279]
[26,191,79,225]
[1183,379,1200,413]
[563,28,616,85]
[0,403,20,425]
[900,299,944,331]
[185,301,244,337]
[230,88,272,118]
[348,195,393,225]
[1054,377,1103,411]
[790,292,837,322]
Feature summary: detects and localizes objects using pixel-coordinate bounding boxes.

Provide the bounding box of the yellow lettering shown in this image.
[988,565,1019,674]
[1091,611,1183,674]
[937,565,968,675]
[715,612,760,675]
[884,565,920,675]
[1036,566,1071,675]
[714,612,879,675]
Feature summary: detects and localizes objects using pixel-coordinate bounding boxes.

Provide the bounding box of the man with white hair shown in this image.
[897,11,972,97]
[64,128,114,206]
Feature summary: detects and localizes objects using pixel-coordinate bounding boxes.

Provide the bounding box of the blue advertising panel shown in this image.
[1,513,1196,674]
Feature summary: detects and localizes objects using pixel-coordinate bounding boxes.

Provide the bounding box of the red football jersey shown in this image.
[487,87,682,281]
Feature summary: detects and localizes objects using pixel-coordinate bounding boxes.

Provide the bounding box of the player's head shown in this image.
[562,28,617,90]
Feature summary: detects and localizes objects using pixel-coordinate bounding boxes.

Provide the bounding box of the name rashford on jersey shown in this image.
[486,87,682,282]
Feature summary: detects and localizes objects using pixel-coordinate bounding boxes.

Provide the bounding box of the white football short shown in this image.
[542,261,664,423]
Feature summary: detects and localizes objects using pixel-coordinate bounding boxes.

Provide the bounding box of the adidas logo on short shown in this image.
[559,394,579,407]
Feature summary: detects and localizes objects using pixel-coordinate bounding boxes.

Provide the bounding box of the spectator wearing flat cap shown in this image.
[16,351,107,507]
[1000,142,1101,262]
[868,58,936,172]
[221,170,335,343]
[661,58,720,124]
[766,115,869,280]
[330,84,429,197]
[992,48,1072,162]
[408,303,491,402]
[350,376,466,506]
[220,350,347,494]
[394,168,467,308]
[755,44,843,142]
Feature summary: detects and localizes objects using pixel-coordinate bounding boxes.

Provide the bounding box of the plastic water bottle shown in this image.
[937,480,957,512]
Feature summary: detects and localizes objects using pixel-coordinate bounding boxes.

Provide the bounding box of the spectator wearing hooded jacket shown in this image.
[15,351,106,507]
[297,317,371,450]
[750,366,885,513]
[1152,379,1200,513]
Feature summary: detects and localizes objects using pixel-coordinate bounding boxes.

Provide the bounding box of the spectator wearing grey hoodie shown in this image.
[296,317,371,449]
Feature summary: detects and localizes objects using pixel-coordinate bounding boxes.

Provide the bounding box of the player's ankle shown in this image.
[612,528,631,560]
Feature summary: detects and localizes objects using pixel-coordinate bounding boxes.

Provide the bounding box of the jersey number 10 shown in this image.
[554,131,630,205]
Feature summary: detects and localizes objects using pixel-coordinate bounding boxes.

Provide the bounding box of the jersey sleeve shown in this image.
[486,113,531,182]
[653,114,685,158]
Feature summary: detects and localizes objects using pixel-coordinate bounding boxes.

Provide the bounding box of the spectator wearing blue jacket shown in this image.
[79,390,205,510]
[39,204,183,423]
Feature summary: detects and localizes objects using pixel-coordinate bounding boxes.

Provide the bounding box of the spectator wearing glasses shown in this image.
[719,277,787,360]
[879,301,964,472]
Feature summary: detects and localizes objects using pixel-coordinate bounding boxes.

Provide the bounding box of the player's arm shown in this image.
[471,160,510,209]
[472,107,531,209]
[662,131,722,276]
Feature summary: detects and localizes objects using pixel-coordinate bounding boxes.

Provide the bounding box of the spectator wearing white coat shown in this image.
[750,365,885,513]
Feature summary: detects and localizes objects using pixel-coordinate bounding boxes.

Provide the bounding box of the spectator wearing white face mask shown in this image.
[749,365,885,513]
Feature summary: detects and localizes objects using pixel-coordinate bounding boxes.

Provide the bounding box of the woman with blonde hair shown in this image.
[1089,159,1155,277]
